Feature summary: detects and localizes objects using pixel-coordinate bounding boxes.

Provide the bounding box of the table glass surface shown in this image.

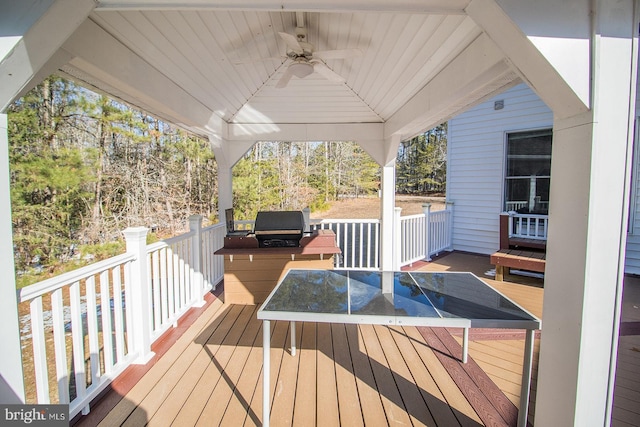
[260,269,539,325]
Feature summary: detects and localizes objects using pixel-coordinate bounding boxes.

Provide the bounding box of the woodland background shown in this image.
[7,76,446,284]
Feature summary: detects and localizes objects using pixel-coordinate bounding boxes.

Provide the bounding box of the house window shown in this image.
[505,129,552,214]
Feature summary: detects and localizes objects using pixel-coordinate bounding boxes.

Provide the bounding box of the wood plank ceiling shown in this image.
[88,9,482,126]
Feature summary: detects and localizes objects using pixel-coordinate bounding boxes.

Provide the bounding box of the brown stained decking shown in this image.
[72,252,640,427]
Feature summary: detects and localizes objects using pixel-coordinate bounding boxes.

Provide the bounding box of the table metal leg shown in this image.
[518,329,536,427]
[263,320,270,427]
[290,321,296,356]
[462,328,469,363]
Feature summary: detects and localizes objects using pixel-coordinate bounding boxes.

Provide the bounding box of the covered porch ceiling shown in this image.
[3,0,582,166]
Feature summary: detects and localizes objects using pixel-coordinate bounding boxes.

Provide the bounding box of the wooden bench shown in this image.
[490,212,547,281]
[490,249,546,281]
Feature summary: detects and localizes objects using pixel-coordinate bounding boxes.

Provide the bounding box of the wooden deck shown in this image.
[72,252,640,427]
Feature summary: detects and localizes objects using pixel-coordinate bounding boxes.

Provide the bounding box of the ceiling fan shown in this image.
[274,24,361,88]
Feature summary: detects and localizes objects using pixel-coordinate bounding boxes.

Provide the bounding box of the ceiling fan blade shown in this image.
[278,32,304,55]
[312,61,345,83]
[313,48,363,60]
[275,64,296,88]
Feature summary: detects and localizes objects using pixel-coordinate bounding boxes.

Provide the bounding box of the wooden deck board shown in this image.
[291,323,317,426]
[402,325,483,427]
[359,323,414,426]
[374,323,438,427]
[316,322,340,427]
[344,323,389,427]
[389,325,466,427]
[331,323,364,427]
[194,306,263,426]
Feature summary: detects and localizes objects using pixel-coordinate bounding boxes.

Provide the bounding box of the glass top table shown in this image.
[257,269,541,427]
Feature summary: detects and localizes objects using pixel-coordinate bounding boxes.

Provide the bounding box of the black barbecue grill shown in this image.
[254,211,305,248]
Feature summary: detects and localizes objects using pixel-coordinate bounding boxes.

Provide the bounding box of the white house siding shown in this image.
[447,83,553,254]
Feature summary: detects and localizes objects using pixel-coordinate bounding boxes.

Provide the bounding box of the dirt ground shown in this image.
[310,195,446,219]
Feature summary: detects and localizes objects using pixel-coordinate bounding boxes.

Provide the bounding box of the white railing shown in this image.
[399,213,428,266]
[506,201,528,211]
[18,253,136,418]
[310,219,381,270]
[429,208,454,256]
[397,203,454,267]
[509,212,548,240]
[201,223,225,291]
[17,215,225,419]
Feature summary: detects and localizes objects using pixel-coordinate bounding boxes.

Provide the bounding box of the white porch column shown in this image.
[535,4,638,424]
[0,114,25,403]
[123,227,155,365]
[380,161,396,271]
[217,166,233,223]
[210,135,254,223]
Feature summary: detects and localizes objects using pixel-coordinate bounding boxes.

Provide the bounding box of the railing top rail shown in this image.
[146,230,196,253]
[19,252,136,302]
[506,211,549,219]
[400,213,425,220]
[310,218,380,224]
[202,223,225,233]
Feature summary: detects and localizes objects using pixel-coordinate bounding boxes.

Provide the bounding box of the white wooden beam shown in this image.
[95,0,470,14]
[0,0,95,112]
[226,122,383,142]
[384,33,519,140]
[226,122,389,165]
[466,0,589,119]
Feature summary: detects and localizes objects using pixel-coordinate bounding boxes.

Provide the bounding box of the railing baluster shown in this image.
[30,296,50,403]
[179,241,186,309]
[167,246,175,320]
[160,247,168,324]
[100,270,114,374]
[173,244,181,313]
[85,276,100,388]
[51,288,69,404]
[358,222,364,268]
[350,222,356,268]
[112,265,125,364]
[123,261,134,365]
[151,250,161,330]
[70,281,88,415]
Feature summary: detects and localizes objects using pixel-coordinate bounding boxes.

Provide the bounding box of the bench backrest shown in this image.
[500,212,548,250]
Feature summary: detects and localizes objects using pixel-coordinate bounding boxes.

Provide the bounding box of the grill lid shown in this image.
[254,211,304,234]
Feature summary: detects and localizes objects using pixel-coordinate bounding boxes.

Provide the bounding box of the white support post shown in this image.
[123,227,155,365]
[446,201,454,251]
[380,162,396,271]
[422,203,432,261]
[217,166,234,224]
[302,207,311,233]
[393,207,402,270]
[0,114,25,403]
[534,2,638,423]
[189,215,205,307]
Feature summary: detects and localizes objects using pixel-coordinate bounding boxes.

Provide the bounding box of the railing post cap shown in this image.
[422,203,432,208]
[123,227,149,239]
[188,214,203,221]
